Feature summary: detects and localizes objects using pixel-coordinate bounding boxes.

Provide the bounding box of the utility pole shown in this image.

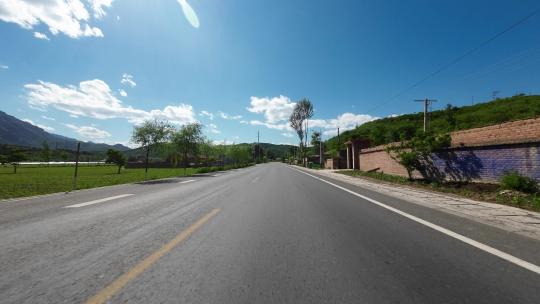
[72,141,80,192]
[414,98,437,132]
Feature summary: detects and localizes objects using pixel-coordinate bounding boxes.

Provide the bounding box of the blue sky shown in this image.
[1,0,540,147]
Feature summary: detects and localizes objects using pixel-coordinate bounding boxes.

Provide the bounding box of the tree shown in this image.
[289,110,304,160]
[60,151,70,162]
[227,144,251,166]
[131,119,174,179]
[386,132,451,180]
[199,139,215,167]
[7,150,26,174]
[0,155,8,165]
[105,149,127,174]
[311,130,322,164]
[444,104,458,131]
[289,98,314,166]
[172,123,204,175]
[41,141,51,164]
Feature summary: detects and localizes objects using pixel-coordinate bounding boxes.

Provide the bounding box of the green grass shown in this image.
[0,165,199,199]
[340,170,410,184]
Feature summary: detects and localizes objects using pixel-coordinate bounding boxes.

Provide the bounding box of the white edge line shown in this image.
[180,179,196,184]
[64,194,134,208]
[290,167,540,275]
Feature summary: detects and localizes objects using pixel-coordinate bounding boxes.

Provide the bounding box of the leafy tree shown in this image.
[289,110,304,160]
[199,139,215,167]
[289,98,314,166]
[443,104,458,130]
[7,150,26,174]
[172,123,204,175]
[252,144,264,163]
[386,132,451,180]
[105,149,127,174]
[311,131,323,163]
[60,151,70,162]
[0,155,8,165]
[41,141,51,163]
[227,144,251,165]
[132,119,174,179]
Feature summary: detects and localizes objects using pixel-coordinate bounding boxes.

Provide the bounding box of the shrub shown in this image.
[500,171,538,194]
[197,167,211,173]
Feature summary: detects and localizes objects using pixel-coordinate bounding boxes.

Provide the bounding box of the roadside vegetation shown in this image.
[326,94,540,153]
[0,163,254,199]
[0,119,265,199]
[339,170,540,212]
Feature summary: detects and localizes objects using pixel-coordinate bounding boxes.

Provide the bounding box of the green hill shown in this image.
[326,94,540,152]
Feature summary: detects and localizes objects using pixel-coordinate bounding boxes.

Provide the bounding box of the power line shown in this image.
[366,7,540,113]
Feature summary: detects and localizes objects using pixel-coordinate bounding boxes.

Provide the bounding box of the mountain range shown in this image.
[0,111,130,152]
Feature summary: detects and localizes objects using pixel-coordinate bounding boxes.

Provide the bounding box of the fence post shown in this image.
[72,142,81,191]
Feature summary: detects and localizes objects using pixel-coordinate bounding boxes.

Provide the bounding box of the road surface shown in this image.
[1,163,539,303]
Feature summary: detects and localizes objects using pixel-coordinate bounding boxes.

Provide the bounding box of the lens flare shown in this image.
[177,0,200,28]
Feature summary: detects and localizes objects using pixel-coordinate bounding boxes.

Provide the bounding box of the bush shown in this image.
[500,171,538,194]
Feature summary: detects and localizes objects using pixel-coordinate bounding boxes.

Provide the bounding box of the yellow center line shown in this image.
[85,208,221,304]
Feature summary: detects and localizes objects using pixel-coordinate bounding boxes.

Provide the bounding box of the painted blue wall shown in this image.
[431,143,540,182]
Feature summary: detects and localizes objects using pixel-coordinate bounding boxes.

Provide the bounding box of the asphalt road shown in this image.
[1,163,540,303]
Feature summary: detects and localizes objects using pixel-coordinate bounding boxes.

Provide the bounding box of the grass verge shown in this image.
[338,170,540,212]
[0,163,254,199]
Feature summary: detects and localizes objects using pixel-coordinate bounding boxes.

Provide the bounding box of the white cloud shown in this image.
[0,0,108,38]
[239,120,248,124]
[212,139,235,145]
[88,0,113,19]
[176,0,199,28]
[0,64,7,69]
[218,111,242,120]
[247,95,295,124]
[207,123,220,134]
[282,132,293,138]
[246,95,377,137]
[118,89,127,97]
[22,118,55,132]
[24,79,197,125]
[250,120,291,131]
[309,113,378,136]
[41,115,55,121]
[33,31,49,40]
[120,73,136,88]
[65,123,110,139]
[200,110,214,120]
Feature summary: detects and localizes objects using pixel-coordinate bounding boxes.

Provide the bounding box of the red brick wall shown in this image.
[358,117,540,181]
[359,146,412,177]
[451,117,540,147]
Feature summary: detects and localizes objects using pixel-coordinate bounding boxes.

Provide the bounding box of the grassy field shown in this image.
[0,165,199,199]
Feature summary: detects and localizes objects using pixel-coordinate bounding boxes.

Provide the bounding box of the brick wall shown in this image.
[357,117,540,182]
[451,117,540,147]
[431,144,540,182]
[359,146,413,177]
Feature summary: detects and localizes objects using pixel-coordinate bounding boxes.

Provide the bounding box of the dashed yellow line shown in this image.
[85,208,221,304]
